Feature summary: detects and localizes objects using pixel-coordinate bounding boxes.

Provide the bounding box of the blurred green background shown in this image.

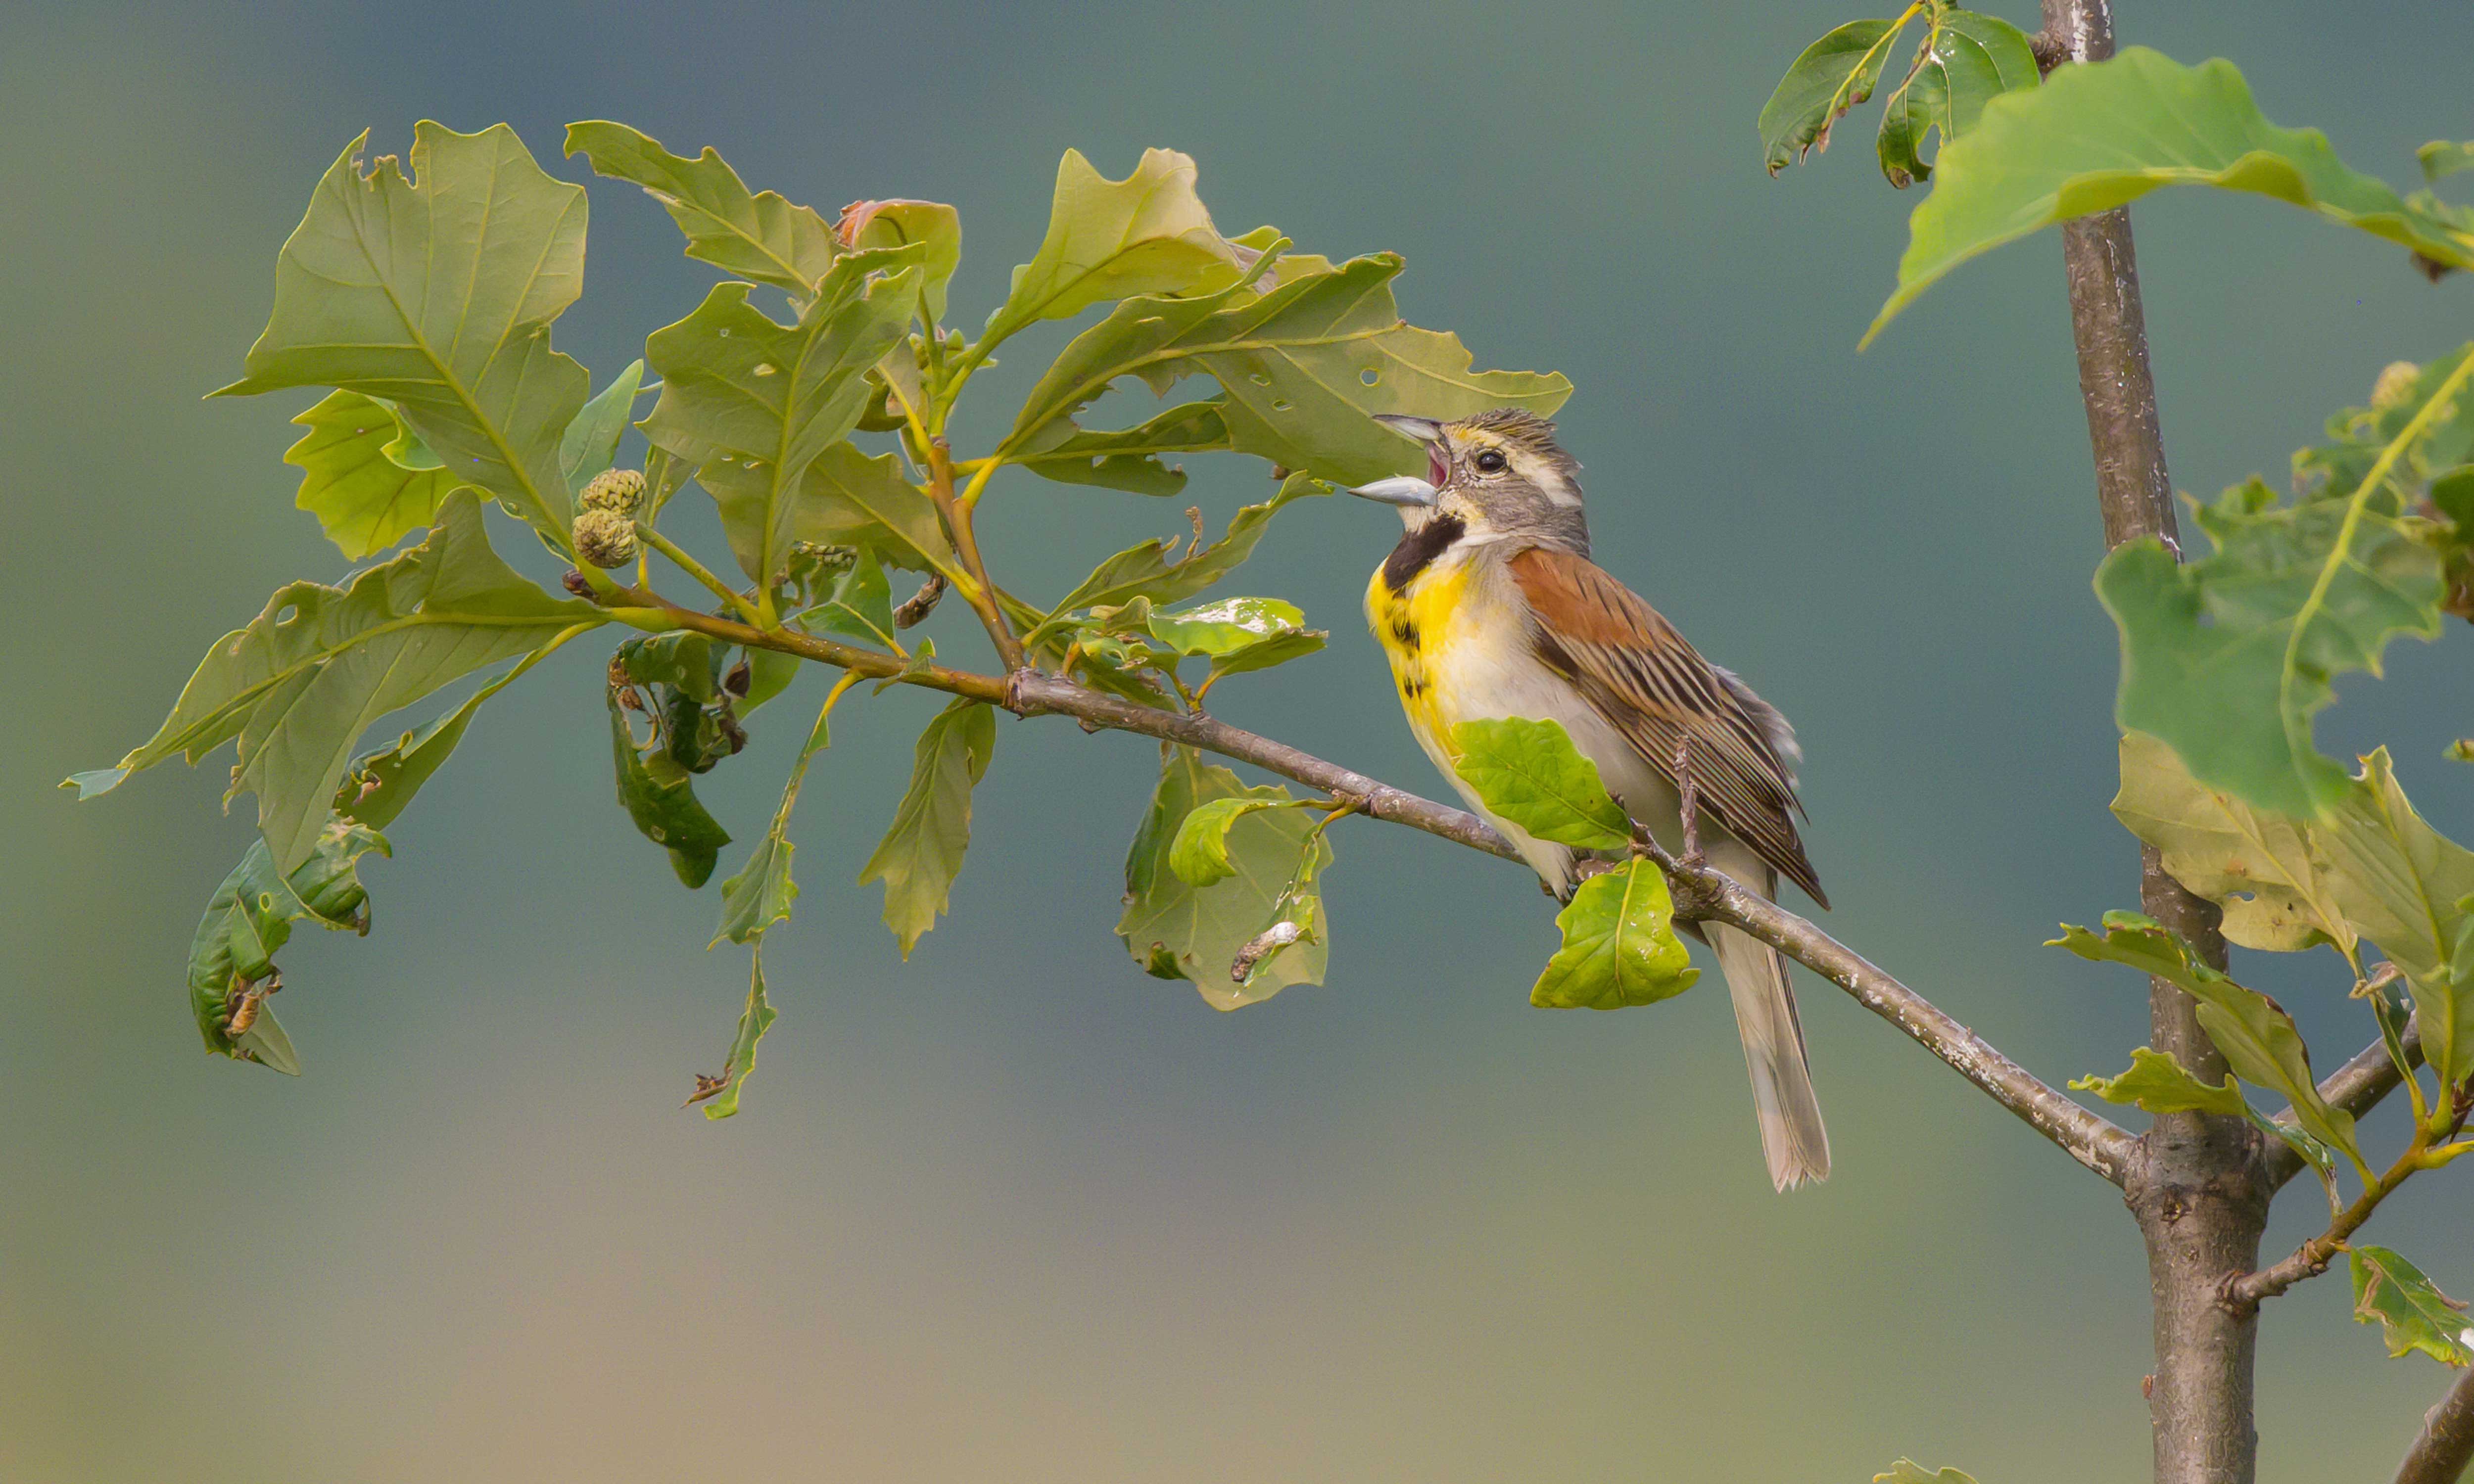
[6,2,2471,1479]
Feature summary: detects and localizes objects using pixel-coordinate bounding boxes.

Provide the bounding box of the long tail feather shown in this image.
[1707,916,1831,1191]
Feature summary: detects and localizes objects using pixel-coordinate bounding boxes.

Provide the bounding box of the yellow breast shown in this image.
[1365,559,1473,757]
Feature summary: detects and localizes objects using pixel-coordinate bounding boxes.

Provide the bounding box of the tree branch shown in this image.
[2395,1368,2474,1484]
[2263,1022,2425,1190]
[588,582,2134,1186]
[922,437,1024,669]
[2228,1137,2430,1307]
[1632,836,2136,1184]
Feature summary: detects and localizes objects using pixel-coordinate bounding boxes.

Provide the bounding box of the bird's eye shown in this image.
[1472,448,1509,475]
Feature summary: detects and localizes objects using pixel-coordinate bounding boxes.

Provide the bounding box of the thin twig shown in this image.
[2226,1138,2432,1308]
[2394,1367,2474,1484]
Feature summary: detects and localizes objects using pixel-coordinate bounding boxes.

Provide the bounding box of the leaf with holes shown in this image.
[1868,49,2474,345]
[607,686,733,889]
[1448,716,1633,851]
[76,493,596,871]
[2351,1246,2474,1366]
[217,123,591,546]
[1531,860,1699,1010]
[644,247,924,591]
[1004,253,1569,488]
[565,121,840,300]
[1119,746,1330,1010]
[858,699,996,956]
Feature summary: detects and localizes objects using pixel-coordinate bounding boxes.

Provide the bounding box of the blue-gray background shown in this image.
[6,2,2471,1479]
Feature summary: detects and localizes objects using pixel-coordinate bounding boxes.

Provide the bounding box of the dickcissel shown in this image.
[1353,409,1830,1190]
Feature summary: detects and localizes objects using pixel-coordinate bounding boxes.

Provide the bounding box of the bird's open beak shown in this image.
[1371,413,1445,446]
[1348,475,1437,508]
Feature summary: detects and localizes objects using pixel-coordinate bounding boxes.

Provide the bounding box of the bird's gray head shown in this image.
[1349,408,1589,556]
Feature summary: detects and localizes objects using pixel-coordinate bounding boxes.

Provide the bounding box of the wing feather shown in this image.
[1509,546,1826,907]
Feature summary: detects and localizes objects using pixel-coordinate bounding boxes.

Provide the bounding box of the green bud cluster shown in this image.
[573,508,639,569]
[581,467,648,514]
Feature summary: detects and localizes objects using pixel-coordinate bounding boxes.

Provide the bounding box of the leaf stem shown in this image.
[634,525,765,628]
[922,439,1024,668]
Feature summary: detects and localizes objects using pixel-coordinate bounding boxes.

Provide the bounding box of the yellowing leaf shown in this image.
[984,148,1248,344]
[285,391,465,559]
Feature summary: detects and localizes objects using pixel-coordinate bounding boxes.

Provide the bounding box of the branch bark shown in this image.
[2395,1368,2474,1484]
[2039,1,2269,1479]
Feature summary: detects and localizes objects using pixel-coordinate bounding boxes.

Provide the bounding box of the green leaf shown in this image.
[2350,1246,2474,1366]
[1866,49,2474,346]
[218,124,591,545]
[840,198,962,323]
[1532,860,1699,1010]
[607,685,732,888]
[2070,1046,2251,1119]
[1758,20,1900,176]
[83,492,596,871]
[2293,349,2474,504]
[2422,141,2474,186]
[186,817,388,1074]
[857,699,996,956]
[713,688,841,947]
[284,390,465,560]
[1015,400,1231,496]
[1119,746,1331,1010]
[2098,479,2444,819]
[565,121,841,300]
[1032,473,1328,641]
[1447,717,1633,851]
[780,442,958,577]
[1873,10,2041,187]
[333,693,482,831]
[1004,253,1570,489]
[643,248,925,590]
[688,946,781,1121]
[2050,913,2362,1165]
[2114,734,2474,1090]
[982,148,1248,347]
[794,548,898,649]
[559,358,645,496]
[1874,1464,1980,1484]
[1143,596,1306,656]
[1169,796,1303,887]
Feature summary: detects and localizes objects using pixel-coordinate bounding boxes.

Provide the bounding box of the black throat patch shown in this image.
[1381,513,1467,593]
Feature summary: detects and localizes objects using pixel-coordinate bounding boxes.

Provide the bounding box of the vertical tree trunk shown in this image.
[2037,3,2274,1481]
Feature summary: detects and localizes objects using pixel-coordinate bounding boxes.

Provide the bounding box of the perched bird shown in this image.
[1353,409,1830,1190]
